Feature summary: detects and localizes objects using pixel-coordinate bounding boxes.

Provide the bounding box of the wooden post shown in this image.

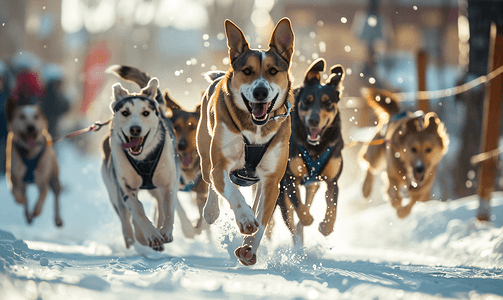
[477,23,503,221]
[417,50,429,113]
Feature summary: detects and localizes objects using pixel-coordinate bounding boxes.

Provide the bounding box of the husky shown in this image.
[360,87,449,218]
[107,65,209,237]
[101,78,180,251]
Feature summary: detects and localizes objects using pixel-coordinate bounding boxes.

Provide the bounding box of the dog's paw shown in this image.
[55,217,63,227]
[161,231,173,244]
[296,205,314,226]
[234,245,257,266]
[124,236,135,249]
[318,221,334,236]
[235,210,259,235]
[143,227,166,251]
[396,206,411,219]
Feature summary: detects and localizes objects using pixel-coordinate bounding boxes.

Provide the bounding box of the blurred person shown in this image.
[0,60,12,175]
[41,64,70,138]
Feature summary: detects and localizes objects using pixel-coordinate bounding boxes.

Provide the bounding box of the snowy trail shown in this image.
[1,143,503,299]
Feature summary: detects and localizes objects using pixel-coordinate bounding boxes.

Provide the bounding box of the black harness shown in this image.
[124,141,164,190]
[297,144,334,186]
[229,135,274,187]
[15,142,46,184]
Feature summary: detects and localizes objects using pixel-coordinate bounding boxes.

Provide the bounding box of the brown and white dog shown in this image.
[197,18,295,265]
[101,78,180,251]
[5,72,63,226]
[107,65,209,237]
[360,87,449,218]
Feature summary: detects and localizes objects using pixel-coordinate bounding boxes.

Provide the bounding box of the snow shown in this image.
[1,142,503,299]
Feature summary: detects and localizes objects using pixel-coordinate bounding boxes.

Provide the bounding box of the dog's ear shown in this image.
[141,77,159,99]
[326,65,345,87]
[110,83,129,113]
[404,118,421,133]
[5,96,17,123]
[424,112,440,133]
[164,89,180,111]
[163,89,181,118]
[269,18,295,64]
[304,58,325,84]
[225,20,250,62]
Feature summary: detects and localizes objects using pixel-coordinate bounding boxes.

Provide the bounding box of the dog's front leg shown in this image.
[32,182,49,220]
[121,185,164,250]
[159,188,176,243]
[319,181,338,236]
[210,166,259,235]
[388,176,405,218]
[235,180,279,265]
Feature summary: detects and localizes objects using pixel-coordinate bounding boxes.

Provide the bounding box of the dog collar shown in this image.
[272,100,292,122]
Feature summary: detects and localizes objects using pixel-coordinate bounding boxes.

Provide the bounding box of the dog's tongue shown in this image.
[252,103,268,118]
[182,155,192,168]
[27,137,35,148]
[309,129,321,140]
[122,137,142,149]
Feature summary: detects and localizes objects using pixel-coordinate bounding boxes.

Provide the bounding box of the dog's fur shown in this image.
[101,77,180,251]
[197,18,295,265]
[6,96,63,226]
[276,58,345,245]
[360,87,449,218]
[107,65,209,237]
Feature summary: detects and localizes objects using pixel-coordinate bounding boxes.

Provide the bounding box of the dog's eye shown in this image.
[142,111,150,117]
[269,68,278,75]
[188,123,196,130]
[425,148,432,153]
[411,147,418,153]
[243,68,252,75]
[174,125,181,132]
[121,110,130,117]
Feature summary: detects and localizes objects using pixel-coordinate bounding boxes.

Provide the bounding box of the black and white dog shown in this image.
[101,78,180,251]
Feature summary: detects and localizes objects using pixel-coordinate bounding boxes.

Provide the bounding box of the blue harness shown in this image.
[15,143,46,184]
[179,174,202,192]
[297,145,334,186]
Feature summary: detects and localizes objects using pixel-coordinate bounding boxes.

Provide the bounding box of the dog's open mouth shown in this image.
[242,93,278,125]
[307,127,322,145]
[181,154,193,169]
[122,132,149,155]
[413,171,424,183]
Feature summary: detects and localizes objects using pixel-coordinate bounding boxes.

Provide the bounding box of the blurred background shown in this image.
[0,0,502,202]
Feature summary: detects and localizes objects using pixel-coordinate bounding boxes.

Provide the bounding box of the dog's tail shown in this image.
[106,65,172,110]
[106,65,151,88]
[360,87,400,125]
[204,71,226,83]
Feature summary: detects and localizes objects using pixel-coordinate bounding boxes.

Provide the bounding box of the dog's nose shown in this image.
[130,126,142,136]
[414,165,425,174]
[178,139,187,151]
[253,87,268,101]
[27,124,36,133]
[307,117,319,127]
